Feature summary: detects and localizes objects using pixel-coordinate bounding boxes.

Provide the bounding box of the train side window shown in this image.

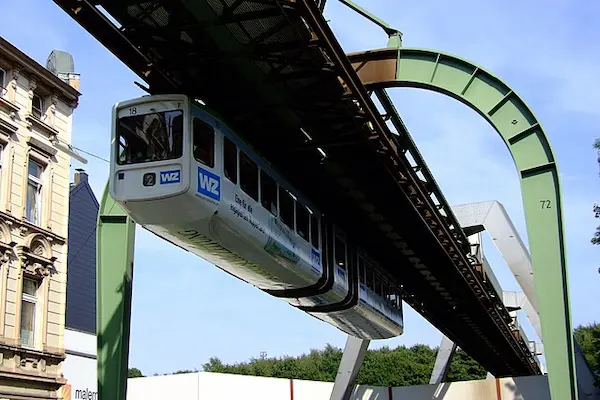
[392,287,401,309]
[296,203,310,241]
[260,170,277,215]
[358,257,365,284]
[279,187,295,229]
[395,287,402,309]
[374,272,381,296]
[383,280,389,303]
[334,235,346,270]
[239,151,258,200]
[223,136,237,183]
[365,262,374,290]
[310,214,320,248]
[193,118,215,167]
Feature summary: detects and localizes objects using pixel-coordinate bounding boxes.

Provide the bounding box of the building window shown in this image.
[20,278,38,348]
[0,68,5,97]
[31,92,44,120]
[26,159,43,225]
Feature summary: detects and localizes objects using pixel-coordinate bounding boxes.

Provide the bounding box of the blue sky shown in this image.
[2,0,598,376]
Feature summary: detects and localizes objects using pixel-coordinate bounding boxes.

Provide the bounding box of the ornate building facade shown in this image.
[0,37,81,399]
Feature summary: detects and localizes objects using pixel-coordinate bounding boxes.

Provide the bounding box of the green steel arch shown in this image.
[348,47,576,400]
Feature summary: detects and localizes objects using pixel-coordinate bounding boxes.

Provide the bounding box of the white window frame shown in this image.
[26,158,44,225]
[20,277,38,348]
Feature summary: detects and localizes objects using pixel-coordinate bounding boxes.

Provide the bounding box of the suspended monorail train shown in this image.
[109,94,404,339]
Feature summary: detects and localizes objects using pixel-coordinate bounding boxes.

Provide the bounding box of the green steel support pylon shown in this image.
[349,47,578,400]
[96,182,136,400]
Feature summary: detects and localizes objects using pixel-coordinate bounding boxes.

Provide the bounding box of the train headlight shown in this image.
[143,172,156,187]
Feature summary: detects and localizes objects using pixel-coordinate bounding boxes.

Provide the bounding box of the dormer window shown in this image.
[32,92,43,120]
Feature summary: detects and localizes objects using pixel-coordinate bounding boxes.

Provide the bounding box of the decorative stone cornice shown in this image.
[0,219,15,264]
[0,115,18,137]
[10,66,20,90]
[50,93,58,118]
[0,210,65,244]
[0,95,19,118]
[0,241,15,264]
[0,341,65,362]
[16,233,56,278]
[28,78,36,98]
[0,36,81,107]
[0,249,12,264]
[26,114,59,139]
[17,249,55,277]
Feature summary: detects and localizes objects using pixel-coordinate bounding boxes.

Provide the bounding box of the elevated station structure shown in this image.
[51,1,577,400]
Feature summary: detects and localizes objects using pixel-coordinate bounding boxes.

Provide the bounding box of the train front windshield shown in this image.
[117,109,184,165]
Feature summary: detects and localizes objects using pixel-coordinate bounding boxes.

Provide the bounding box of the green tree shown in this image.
[199,343,486,386]
[574,323,600,374]
[203,357,225,372]
[173,369,199,374]
[447,350,487,382]
[128,367,144,378]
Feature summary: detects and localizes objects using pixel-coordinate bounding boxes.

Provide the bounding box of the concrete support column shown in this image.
[329,336,370,400]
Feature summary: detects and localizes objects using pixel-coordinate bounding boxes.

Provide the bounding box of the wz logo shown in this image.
[159,169,181,185]
[197,166,220,201]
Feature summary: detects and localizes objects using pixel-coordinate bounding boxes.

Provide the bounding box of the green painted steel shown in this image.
[360,47,576,400]
[337,0,402,48]
[96,182,136,400]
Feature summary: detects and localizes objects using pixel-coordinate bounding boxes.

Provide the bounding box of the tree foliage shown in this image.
[574,323,600,377]
[128,367,144,378]
[199,343,487,386]
[133,324,600,386]
[136,325,600,386]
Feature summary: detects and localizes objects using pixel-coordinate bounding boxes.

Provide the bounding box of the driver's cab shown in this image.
[109,94,191,202]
